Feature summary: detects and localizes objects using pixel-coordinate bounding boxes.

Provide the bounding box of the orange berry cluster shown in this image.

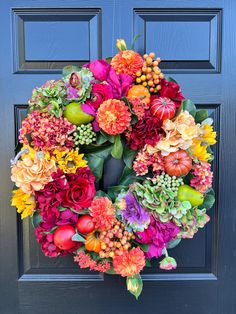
[99,220,135,259]
[135,52,164,93]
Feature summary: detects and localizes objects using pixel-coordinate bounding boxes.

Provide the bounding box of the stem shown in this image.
[10,148,29,165]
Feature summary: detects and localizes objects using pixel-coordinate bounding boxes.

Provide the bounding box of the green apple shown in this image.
[177,185,204,207]
[63,102,94,126]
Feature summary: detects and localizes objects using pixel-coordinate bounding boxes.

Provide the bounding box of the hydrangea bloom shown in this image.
[190,162,213,193]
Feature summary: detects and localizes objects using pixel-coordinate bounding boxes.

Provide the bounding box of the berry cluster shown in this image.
[135,52,164,93]
[153,172,184,193]
[73,123,96,147]
[99,220,135,259]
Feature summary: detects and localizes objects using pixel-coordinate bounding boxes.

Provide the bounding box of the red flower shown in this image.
[86,83,113,109]
[158,79,185,108]
[126,110,163,150]
[63,167,96,211]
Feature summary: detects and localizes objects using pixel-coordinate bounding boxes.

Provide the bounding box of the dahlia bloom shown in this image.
[11,188,36,219]
[11,150,56,195]
[133,149,165,176]
[113,247,145,277]
[19,111,75,151]
[97,99,131,135]
[74,251,110,273]
[89,197,116,230]
[159,256,177,270]
[190,162,213,193]
[111,50,143,79]
[135,216,180,258]
[126,110,163,150]
[53,149,87,174]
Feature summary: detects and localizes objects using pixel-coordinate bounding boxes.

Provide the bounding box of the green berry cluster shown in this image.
[73,123,96,147]
[154,172,184,193]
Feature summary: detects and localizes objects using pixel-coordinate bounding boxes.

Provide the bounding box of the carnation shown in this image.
[135,216,180,258]
[126,110,163,150]
[90,197,116,230]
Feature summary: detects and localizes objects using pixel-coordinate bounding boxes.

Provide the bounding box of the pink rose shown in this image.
[86,83,113,109]
[107,68,133,99]
[85,60,110,81]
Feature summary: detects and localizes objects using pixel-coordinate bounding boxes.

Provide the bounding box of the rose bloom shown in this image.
[85,59,111,81]
[113,247,145,277]
[159,78,185,108]
[86,83,113,109]
[107,68,133,99]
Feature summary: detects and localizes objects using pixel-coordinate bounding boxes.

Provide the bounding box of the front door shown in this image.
[1,1,236,313]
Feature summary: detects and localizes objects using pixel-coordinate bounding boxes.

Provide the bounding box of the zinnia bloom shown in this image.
[126,110,163,150]
[97,99,131,135]
[119,192,150,232]
[190,162,213,193]
[53,149,87,174]
[11,150,56,195]
[111,50,143,79]
[11,188,36,219]
[113,247,145,277]
[136,216,180,258]
[90,197,116,230]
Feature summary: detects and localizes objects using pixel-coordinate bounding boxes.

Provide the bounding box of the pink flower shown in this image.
[135,216,180,258]
[107,68,133,99]
[86,83,113,109]
[190,162,213,193]
[74,251,110,273]
[85,60,110,81]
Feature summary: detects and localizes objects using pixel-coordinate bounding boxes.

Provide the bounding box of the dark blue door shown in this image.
[0,1,235,313]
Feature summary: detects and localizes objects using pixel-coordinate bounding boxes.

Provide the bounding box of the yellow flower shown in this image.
[54,149,87,173]
[201,124,216,145]
[190,139,211,162]
[11,189,36,219]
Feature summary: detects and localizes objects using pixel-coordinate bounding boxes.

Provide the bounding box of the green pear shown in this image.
[63,102,94,126]
[177,185,204,207]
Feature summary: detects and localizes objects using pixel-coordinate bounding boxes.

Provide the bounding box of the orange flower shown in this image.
[113,247,145,277]
[11,150,56,195]
[89,197,116,230]
[97,99,131,135]
[111,50,143,78]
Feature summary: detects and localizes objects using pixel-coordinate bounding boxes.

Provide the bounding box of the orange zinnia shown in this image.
[113,247,145,277]
[97,99,131,135]
[111,50,143,79]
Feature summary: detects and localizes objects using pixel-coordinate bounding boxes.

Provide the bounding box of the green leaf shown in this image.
[100,131,115,143]
[106,56,112,64]
[182,99,197,117]
[123,146,137,169]
[131,34,141,50]
[96,133,108,145]
[119,166,137,186]
[58,206,67,212]
[105,266,117,275]
[111,135,123,160]
[131,115,139,125]
[107,185,127,201]
[139,244,149,252]
[86,155,104,181]
[42,226,58,235]
[126,274,143,299]
[167,238,182,249]
[199,189,215,210]
[72,233,86,242]
[195,109,209,123]
[167,76,178,84]
[31,211,42,229]
[145,259,152,267]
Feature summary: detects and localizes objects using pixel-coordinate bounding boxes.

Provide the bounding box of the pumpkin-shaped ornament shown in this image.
[164,150,192,177]
[150,97,176,120]
[85,230,101,253]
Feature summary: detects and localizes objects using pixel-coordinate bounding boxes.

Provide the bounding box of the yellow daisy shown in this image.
[201,124,216,145]
[190,139,211,162]
[53,149,87,173]
[11,188,36,219]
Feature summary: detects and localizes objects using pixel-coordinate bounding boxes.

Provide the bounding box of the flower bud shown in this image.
[116,39,127,51]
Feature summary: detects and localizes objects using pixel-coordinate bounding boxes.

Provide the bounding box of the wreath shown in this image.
[10,39,216,299]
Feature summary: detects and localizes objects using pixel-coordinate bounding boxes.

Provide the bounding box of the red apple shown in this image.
[53,225,76,250]
[76,215,95,234]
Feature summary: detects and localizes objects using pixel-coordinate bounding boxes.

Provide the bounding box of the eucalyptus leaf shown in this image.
[111,135,123,160]
[72,233,86,242]
[182,99,197,117]
[167,238,182,249]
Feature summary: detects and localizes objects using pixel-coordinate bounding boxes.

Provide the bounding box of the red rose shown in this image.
[159,79,185,108]
[86,83,113,109]
[63,167,96,211]
[126,110,163,150]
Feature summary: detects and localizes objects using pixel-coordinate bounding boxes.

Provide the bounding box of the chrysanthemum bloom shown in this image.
[190,139,211,162]
[97,99,131,135]
[190,162,213,193]
[90,197,116,230]
[159,256,177,270]
[53,149,87,174]
[11,188,36,219]
[11,150,56,195]
[113,247,145,277]
[111,50,143,79]
[200,124,217,145]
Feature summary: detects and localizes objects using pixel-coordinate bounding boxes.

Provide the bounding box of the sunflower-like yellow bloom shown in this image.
[53,149,87,173]
[11,188,36,219]
[190,139,211,162]
[200,124,216,145]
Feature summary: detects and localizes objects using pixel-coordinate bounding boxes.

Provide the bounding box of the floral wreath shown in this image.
[11,39,216,299]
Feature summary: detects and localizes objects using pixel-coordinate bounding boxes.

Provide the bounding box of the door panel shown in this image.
[1,1,236,314]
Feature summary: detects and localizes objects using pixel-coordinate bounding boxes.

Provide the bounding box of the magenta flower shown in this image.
[85,59,111,81]
[86,83,113,109]
[135,216,180,258]
[107,68,133,99]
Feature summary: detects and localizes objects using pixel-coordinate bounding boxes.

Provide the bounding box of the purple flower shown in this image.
[85,60,111,81]
[107,68,133,99]
[135,216,180,258]
[120,192,150,232]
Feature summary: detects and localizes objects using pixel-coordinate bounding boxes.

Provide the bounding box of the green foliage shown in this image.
[111,135,123,160]
[195,109,209,123]
[182,99,197,117]
[167,238,182,249]
[123,146,137,169]
[126,274,143,299]
[31,211,42,229]
[199,189,215,210]
[72,233,86,242]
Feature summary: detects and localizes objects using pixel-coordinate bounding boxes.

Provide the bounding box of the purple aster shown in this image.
[121,192,150,232]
